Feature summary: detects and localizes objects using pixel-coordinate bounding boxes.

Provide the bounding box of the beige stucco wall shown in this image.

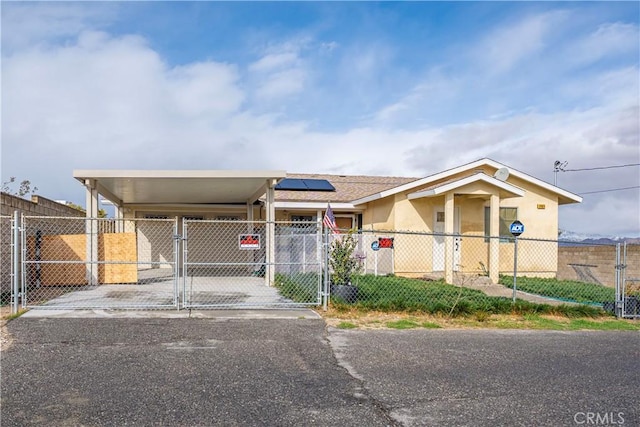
[359,170,564,279]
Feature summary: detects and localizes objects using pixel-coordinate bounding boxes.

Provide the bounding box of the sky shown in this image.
[1,1,639,237]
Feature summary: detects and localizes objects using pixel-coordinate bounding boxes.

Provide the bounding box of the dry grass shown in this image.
[316,308,640,331]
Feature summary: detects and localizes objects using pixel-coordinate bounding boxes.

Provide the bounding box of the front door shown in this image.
[433,207,461,271]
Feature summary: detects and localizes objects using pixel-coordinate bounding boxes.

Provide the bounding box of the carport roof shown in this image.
[73,170,287,205]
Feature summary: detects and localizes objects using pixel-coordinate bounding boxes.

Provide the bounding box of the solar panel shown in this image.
[275,178,336,191]
[275,178,307,190]
[302,179,336,191]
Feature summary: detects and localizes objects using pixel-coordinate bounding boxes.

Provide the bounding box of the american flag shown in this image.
[323,204,339,234]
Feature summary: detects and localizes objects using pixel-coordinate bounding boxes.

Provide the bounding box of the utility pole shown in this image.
[553,160,568,186]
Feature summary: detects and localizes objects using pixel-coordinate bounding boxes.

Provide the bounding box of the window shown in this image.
[290,215,316,233]
[484,207,518,241]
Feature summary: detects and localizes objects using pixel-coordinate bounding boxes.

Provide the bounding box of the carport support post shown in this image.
[84,179,99,286]
[444,193,455,284]
[247,201,254,275]
[265,180,276,287]
[115,205,124,233]
[489,194,500,283]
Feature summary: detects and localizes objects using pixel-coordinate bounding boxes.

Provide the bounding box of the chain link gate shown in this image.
[182,219,322,309]
[617,242,640,319]
[19,216,179,310]
[1,215,14,309]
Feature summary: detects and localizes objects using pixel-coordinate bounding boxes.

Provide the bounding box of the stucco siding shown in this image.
[499,176,559,240]
[363,197,395,230]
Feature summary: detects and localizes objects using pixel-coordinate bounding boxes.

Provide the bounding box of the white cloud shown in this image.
[1,2,116,52]
[476,10,568,75]
[254,68,306,100]
[248,41,308,101]
[249,52,298,72]
[570,22,639,66]
[1,4,638,236]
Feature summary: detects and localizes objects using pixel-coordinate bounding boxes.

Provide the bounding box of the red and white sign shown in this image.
[378,237,394,249]
[239,234,261,250]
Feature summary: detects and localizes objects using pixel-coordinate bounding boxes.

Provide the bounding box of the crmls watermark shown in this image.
[574,412,625,425]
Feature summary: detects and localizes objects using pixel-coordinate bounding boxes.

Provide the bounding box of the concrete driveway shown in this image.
[1,315,638,426]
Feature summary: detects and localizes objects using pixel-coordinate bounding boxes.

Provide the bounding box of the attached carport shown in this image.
[72,170,287,288]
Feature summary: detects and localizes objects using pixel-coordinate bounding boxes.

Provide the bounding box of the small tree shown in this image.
[1,177,38,197]
[329,230,362,286]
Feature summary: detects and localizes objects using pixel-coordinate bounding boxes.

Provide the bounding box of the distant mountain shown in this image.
[558,230,640,245]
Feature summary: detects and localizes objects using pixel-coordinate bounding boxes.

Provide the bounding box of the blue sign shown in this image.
[510,220,524,237]
[371,241,380,251]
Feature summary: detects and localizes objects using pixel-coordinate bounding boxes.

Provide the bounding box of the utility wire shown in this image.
[579,185,640,195]
[563,163,640,172]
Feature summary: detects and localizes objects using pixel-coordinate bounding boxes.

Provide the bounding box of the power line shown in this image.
[579,185,640,195]
[563,163,640,172]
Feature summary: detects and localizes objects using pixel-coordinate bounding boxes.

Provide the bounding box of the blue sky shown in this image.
[1,1,639,236]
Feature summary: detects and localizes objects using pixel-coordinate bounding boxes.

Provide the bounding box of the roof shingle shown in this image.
[276,173,419,202]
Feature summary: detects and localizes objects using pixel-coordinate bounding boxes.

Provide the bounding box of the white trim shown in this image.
[407,174,525,199]
[273,201,359,210]
[351,158,582,205]
[480,159,582,204]
[73,170,287,179]
[124,203,251,210]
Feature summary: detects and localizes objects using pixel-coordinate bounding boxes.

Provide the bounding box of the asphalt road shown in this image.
[329,328,640,427]
[1,317,639,426]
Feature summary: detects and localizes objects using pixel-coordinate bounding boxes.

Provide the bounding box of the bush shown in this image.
[328,230,362,286]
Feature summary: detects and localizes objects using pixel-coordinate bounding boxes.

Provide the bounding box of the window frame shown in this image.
[484,206,518,242]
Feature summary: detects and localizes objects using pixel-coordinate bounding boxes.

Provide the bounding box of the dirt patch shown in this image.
[1,305,16,351]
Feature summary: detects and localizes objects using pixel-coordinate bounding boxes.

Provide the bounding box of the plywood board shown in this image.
[28,234,88,286]
[99,233,138,284]
[27,232,138,286]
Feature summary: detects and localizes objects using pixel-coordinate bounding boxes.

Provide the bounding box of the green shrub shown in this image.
[328,230,362,286]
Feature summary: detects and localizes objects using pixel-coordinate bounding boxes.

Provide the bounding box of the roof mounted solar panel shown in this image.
[275,178,335,191]
[302,179,336,191]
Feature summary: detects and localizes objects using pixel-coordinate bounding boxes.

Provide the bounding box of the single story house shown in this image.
[73,158,582,285]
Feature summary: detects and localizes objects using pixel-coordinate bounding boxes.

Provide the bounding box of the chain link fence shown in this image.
[325,228,639,317]
[1,215,13,305]
[182,220,322,308]
[4,213,638,316]
[20,216,178,309]
[619,243,640,319]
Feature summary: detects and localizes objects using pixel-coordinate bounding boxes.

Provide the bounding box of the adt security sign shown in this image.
[510,220,525,237]
[371,241,380,251]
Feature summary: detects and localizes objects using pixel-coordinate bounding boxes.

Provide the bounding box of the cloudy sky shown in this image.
[1,1,638,237]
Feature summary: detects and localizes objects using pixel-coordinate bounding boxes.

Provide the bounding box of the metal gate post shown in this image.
[181,220,188,309]
[323,226,329,311]
[173,218,180,310]
[614,243,621,318]
[11,211,20,314]
[20,214,27,309]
